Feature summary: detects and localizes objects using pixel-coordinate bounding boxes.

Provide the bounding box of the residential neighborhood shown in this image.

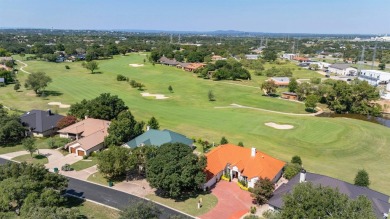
[1,1,390,219]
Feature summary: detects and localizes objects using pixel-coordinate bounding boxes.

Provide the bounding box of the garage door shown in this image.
[77,150,85,156]
[70,147,76,153]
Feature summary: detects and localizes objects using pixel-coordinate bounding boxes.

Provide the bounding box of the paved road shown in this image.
[0,158,192,219]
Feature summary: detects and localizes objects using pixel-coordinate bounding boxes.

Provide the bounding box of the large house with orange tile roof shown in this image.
[58,118,110,156]
[204,144,285,189]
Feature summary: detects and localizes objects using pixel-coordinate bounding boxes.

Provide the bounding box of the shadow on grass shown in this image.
[63,196,88,219]
[305,108,317,113]
[41,90,63,97]
[34,154,47,160]
[91,71,103,74]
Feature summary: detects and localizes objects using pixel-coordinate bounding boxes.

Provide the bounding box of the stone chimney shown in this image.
[299,169,307,183]
[146,126,150,131]
[251,147,256,157]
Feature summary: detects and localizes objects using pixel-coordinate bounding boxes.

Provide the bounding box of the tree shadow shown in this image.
[91,71,103,74]
[34,154,47,160]
[40,90,63,98]
[153,189,211,203]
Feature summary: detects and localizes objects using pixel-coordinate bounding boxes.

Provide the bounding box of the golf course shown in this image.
[1,53,390,195]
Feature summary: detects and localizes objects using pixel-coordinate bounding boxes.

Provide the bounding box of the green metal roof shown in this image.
[125,129,193,149]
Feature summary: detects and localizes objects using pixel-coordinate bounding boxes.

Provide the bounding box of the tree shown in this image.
[291,155,302,166]
[0,162,68,215]
[69,93,128,120]
[238,141,244,147]
[120,201,161,219]
[129,145,157,176]
[147,117,160,130]
[56,115,77,129]
[220,136,228,145]
[354,169,370,187]
[283,163,301,180]
[261,81,277,95]
[251,177,275,205]
[14,81,20,91]
[262,49,278,62]
[22,138,37,157]
[305,94,319,111]
[168,85,173,93]
[24,72,52,95]
[0,107,25,145]
[288,78,298,93]
[309,64,319,71]
[104,111,144,146]
[281,183,376,219]
[20,53,26,60]
[146,143,206,198]
[208,90,215,101]
[378,62,386,70]
[97,146,132,180]
[82,61,99,74]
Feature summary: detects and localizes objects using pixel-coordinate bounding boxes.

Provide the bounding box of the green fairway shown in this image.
[1,54,390,194]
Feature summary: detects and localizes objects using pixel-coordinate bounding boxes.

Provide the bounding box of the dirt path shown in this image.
[16,60,31,74]
[215,103,323,116]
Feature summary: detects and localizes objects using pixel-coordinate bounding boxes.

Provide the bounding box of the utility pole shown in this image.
[178,34,181,44]
[358,45,365,74]
[170,34,173,44]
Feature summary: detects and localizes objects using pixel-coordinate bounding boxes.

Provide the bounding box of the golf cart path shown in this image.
[16,60,31,74]
[215,103,323,116]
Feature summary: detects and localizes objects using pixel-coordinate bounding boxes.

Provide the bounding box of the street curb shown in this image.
[64,193,120,212]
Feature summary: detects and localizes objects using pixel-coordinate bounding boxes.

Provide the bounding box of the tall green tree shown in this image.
[97,146,132,180]
[24,72,52,95]
[220,136,228,145]
[69,93,128,120]
[82,61,99,74]
[354,169,370,187]
[291,155,302,166]
[147,117,160,130]
[146,143,206,198]
[378,62,386,70]
[0,107,25,145]
[251,177,274,205]
[288,78,298,93]
[261,80,277,95]
[22,138,37,157]
[262,49,278,62]
[208,90,215,101]
[305,94,319,111]
[105,110,144,146]
[120,201,161,219]
[281,183,376,219]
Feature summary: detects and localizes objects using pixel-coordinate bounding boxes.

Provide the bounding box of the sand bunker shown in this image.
[48,102,71,108]
[129,64,144,67]
[141,93,169,100]
[265,122,294,130]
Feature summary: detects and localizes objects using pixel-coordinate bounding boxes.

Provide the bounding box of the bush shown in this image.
[46,137,70,149]
[83,155,89,160]
[310,77,321,84]
[284,163,302,180]
[244,215,260,219]
[65,65,70,69]
[117,74,128,81]
[250,206,257,214]
[291,155,302,166]
[254,70,263,76]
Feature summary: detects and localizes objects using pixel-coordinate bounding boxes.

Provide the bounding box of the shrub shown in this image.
[250,206,257,214]
[65,65,70,69]
[83,155,89,160]
[310,77,321,84]
[254,70,263,76]
[117,74,128,81]
[284,163,302,180]
[244,215,260,219]
[291,155,302,166]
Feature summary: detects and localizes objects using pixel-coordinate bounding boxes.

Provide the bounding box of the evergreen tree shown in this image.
[147,116,160,130]
[354,169,370,187]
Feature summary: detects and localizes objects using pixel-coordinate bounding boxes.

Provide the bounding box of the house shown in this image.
[58,118,110,156]
[0,64,11,71]
[0,57,13,64]
[268,171,390,219]
[281,92,298,100]
[124,129,193,149]
[269,77,290,87]
[204,144,285,189]
[245,54,259,60]
[183,63,206,72]
[328,63,357,76]
[158,56,179,66]
[293,57,309,62]
[211,55,225,61]
[358,70,390,86]
[282,53,296,60]
[20,109,64,137]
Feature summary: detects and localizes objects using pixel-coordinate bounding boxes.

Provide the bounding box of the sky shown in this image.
[0,0,389,34]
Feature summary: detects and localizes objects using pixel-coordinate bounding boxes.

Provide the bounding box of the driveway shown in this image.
[200,180,253,219]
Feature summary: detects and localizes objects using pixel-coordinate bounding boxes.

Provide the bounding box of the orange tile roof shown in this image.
[293,56,309,61]
[186,63,206,70]
[205,144,285,180]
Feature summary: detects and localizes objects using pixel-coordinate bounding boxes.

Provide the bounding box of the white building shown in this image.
[282,53,296,60]
[328,63,357,76]
[245,54,259,60]
[358,70,390,86]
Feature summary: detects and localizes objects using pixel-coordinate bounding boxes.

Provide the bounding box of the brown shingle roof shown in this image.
[58,118,110,136]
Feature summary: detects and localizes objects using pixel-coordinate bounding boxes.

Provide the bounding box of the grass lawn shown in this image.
[0,54,390,195]
[12,154,48,165]
[65,196,120,219]
[147,193,218,217]
[0,138,50,154]
[71,157,97,171]
[87,172,121,186]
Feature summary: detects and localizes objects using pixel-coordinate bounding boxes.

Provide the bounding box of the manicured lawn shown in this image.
[71,156,97,171]
[12,154,48,165]
[65,196,120,219]
[87,172,121,186]
[147,193,218,217]
[0,138,50,154]
[0,54,390,195]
